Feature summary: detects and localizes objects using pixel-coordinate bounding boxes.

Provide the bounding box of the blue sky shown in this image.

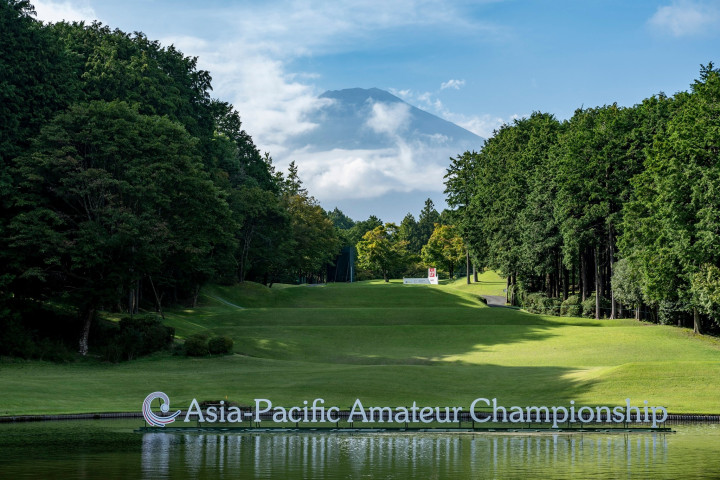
[33,0,720,220]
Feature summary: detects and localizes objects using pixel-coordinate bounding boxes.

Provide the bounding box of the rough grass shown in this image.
[1,270,719,415]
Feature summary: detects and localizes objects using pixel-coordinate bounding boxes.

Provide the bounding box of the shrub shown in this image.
[543,297,562,315]
[101,314,174,362]
[208,335,234,355]
[581,295,611,318]
[560,295,582,317]
[523,293,547,314]
[185,333,209,357]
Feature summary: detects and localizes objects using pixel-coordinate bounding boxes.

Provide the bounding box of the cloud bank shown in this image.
[33,0,98,23]
[649,0,720,37]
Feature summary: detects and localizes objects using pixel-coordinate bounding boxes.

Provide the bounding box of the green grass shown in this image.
[1,269,719,415]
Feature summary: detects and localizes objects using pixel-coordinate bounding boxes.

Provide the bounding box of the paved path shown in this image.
[482,295,508,307]
[207,295,244,309]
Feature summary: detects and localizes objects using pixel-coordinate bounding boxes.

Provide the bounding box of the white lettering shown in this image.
[184,398,203,423]
[226,407,242,423]
[254,399,272,422]
[508,406,524,423]
[419,406,434,423]
[348,399,368,423]
[651,406,667,428]
[470,398,490,422]
[327,406,340,423]
[551,406,568,428]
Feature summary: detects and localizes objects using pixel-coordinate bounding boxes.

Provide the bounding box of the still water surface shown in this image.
[0,420,718,479]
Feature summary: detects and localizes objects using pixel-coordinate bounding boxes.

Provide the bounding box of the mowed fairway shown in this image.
[1,271,719,415]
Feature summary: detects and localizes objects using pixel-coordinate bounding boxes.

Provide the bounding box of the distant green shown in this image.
[1,270,719,415]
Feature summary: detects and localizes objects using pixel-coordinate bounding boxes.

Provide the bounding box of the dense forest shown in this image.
[445,64,720,335]
[0,1,465,359]
[0,1,349,357]
[5,0,715,359]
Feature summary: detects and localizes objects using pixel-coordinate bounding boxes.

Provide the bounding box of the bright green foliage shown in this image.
[277,164,341,283]
[346,215,384,250]
[619,64,720,328]
[450,113,562,294]
[447,72,720,328]
[611,258,645,316]
[356,224,409,282]
[421,224,465,278]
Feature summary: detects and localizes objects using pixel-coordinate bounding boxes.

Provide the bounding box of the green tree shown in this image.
[417,198,440,248]
[9,101,232,354]
[421,224,465,279]
[620,64,720,331]
[356,224,408,282]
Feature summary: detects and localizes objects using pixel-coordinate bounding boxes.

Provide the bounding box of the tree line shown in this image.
[444,64,720,334]
[329,199,467,283]
[0,1,341,356]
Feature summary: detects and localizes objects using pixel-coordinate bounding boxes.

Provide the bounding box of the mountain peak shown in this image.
[319,87,404,106]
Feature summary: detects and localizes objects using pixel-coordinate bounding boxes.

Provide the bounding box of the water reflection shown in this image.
[141,431,673,479]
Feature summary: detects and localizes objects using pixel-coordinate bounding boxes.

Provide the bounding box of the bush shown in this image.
[581,295,611,318]
[101,315,174,362]
[208,335,234,355]
[184,333,209,357]
[560,295,582,317]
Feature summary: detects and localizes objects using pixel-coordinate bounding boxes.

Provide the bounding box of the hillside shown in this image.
[1,271,719,415]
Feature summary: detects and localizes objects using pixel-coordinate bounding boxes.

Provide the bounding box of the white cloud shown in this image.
[366,102,411,136]
[388,88,519,138]
[441,79,465,90]
[162,35,331,156]
[288,142,449,201]
[33,0,98,23]
[445,112,518,139]
[649,0,720,36]
[157,1,506,157]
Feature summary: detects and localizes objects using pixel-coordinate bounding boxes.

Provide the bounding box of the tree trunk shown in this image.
[595,245,600,320]
[473,265,478,282]
[148,275,165,320]
[239,225,255,282]
[609,227,616,319]
[128,287,135,316]
[635,304,640,321]
[506,276,511,304]
[546,272,552,297]
[466,250,471,284]
[580,251,586,302]
[192,283,200,308]
[562,266,569,300]
[78,308,95,356]
[693,308,701,335]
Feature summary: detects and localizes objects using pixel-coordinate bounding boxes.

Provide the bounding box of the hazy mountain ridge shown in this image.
[280,87,484,222]
[290,87,483,151]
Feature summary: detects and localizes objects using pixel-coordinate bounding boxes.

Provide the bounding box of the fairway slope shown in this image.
[1,271,719,415]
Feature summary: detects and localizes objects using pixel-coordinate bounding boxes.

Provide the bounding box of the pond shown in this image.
[0,420,719,479]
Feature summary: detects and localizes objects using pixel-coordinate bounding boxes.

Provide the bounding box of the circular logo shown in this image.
[142,391,181,427]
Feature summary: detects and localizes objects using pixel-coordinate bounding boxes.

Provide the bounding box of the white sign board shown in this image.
[403,268,439,285]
